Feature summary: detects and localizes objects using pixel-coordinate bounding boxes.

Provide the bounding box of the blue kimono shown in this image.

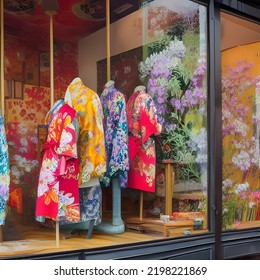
[0,111,10,225]
[100,81,129,188]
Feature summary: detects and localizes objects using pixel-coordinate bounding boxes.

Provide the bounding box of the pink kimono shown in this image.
[126,88,162,192]
[35,103,80,224]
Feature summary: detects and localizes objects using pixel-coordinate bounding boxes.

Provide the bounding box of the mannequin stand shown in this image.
[61,219,95,239]
[95,177,125,234]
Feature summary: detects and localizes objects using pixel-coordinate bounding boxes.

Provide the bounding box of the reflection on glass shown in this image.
[222,43,260,231]
[121,0,208,234]
[1,0,208,258]
[221,13,260,231]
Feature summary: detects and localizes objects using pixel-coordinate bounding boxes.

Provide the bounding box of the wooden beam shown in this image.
[106,0,111,81]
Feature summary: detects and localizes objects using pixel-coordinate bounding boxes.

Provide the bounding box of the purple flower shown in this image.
[170,98,182,110]
[157,97,165,104]
[0,185,9,200]
[148,78,157,87]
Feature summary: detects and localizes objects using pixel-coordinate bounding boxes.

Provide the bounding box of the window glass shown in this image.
[1,0,208,258]
[221,13,260,231]
[96,0,209,235]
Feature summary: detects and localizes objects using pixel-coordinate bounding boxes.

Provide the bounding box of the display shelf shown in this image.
[124,217,194,237]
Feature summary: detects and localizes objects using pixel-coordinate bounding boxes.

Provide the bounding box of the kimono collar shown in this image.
[104,80,115,89]
[71,77,82,85]
[102,80,117,97]
[65,77,83,106]
[134,85,146,92]
[45,98,65,125]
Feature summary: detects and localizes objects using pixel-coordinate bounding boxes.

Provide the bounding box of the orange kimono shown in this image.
[65,78,106,184]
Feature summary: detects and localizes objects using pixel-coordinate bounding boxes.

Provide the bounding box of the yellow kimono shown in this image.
[65,77,106,184]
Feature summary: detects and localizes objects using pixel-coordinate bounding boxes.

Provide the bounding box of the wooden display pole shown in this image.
[0,0,4,115]
[49,12,59,248]
[0,0,4,244]
[43,1,58,246]
[49,12,54,109]
[140,191,143,221]
[106,0,111,81]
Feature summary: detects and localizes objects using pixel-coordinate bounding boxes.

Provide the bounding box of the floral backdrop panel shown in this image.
[54,40,79,100]
[39,40,78,101]
[97,47,142,99]
[5,85,50,223]
[222,42,260,230]
[5,35,39,83]
[138,1,208,190]
[5,34,78,102]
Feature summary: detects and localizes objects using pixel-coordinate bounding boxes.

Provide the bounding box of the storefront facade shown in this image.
[0,0,259,260]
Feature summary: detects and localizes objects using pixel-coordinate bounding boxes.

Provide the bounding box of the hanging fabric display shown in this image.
[100,80,129,189]
[65,77,105,226]
[126,86,162,193]
[35,101,80,224]
[0,111,10,226]
[65,77,106,184]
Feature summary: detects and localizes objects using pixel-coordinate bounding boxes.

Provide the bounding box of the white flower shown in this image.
[249,202,256,209]
[234,182,249,194]
[30,136,38,144]
[139,38,186,79]
[223,178,233,187]
[232,151,251,171]
[19,147,28,153]
[20,137,28,147]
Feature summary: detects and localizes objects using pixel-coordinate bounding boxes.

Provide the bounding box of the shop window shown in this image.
[81,0,209,239]
[221,13,260,231]
[1,0,208,258]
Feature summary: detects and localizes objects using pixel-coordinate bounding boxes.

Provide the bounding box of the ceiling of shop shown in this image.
[4,0,139,43]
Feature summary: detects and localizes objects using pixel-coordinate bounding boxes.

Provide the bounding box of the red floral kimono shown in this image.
[126,88,162,192]
[35,103,80,224]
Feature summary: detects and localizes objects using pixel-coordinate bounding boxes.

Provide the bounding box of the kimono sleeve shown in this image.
[0,121,10,178]
[140,95,162,144]
[56,113,77,159]
[0,116,10,219]
[110,92,129,170]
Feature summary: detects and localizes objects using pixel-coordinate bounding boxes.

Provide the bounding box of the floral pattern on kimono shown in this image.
[80,184,102,226]
[0,112,10,225]
[35,103,80,223]
[126,89,162,192]
[65,78,106,185]
[100,81,129,189]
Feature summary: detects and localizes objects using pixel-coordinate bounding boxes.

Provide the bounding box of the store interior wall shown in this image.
[80,9,260,93]
[79,9,145,92]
